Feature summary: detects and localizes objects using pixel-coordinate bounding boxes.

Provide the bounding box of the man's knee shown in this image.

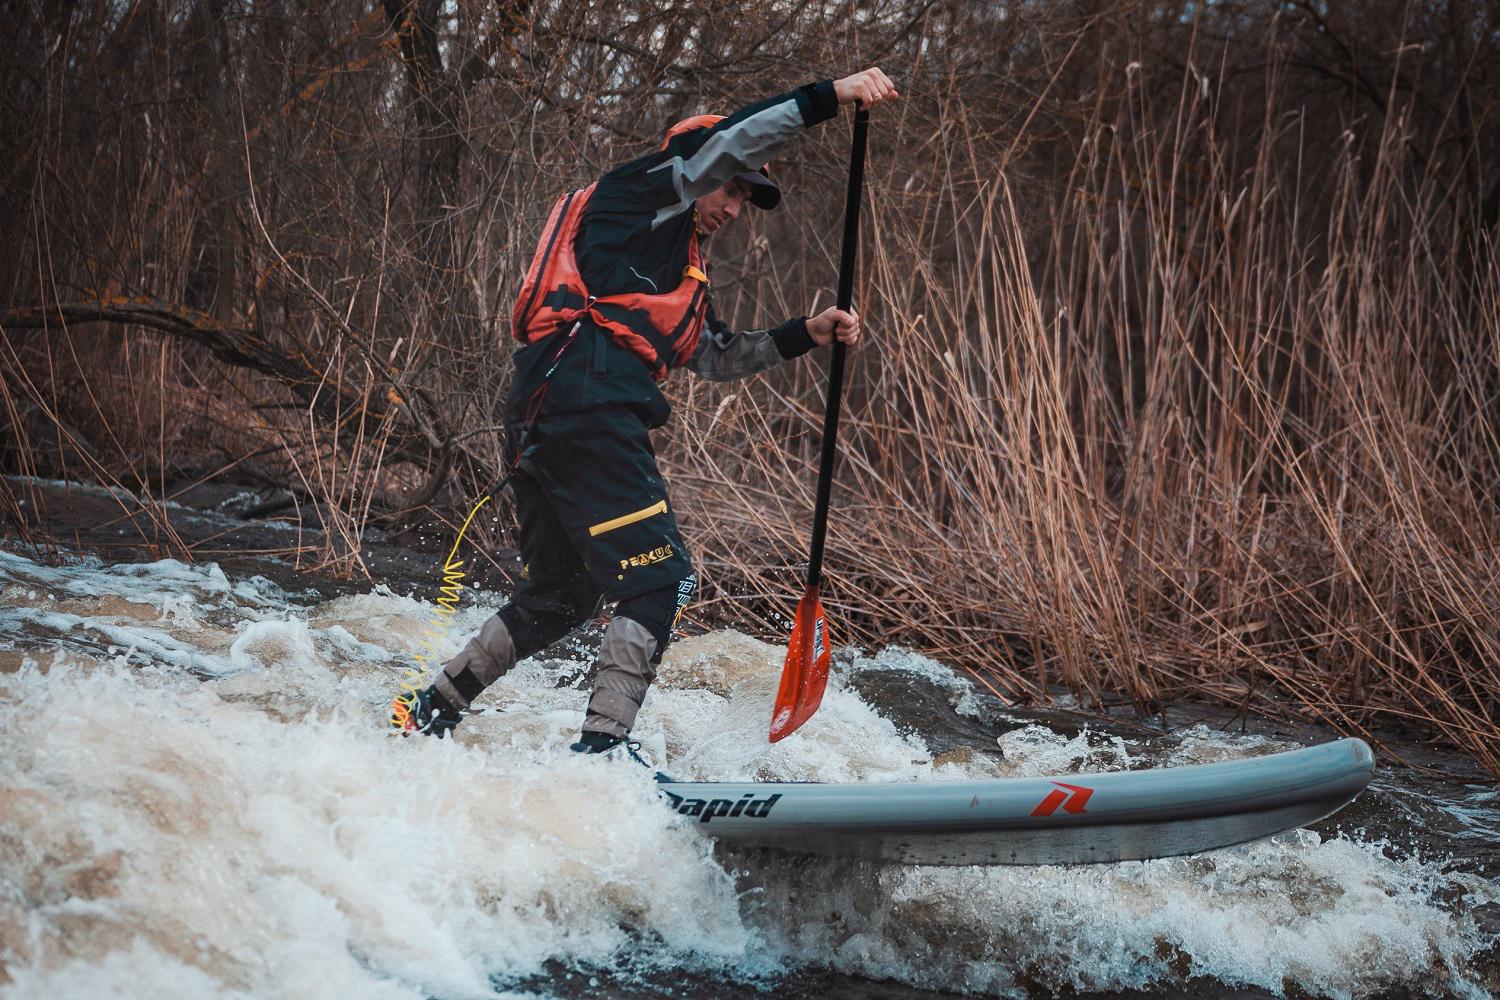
[501,590,597,661]
[614,573,696,659]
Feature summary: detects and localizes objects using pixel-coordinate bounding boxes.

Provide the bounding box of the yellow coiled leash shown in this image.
[389,494,494,732]
[390,320,582,731]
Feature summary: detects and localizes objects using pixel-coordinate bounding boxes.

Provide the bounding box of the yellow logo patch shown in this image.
[620,544,675,570]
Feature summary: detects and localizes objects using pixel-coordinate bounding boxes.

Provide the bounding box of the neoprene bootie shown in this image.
[392,684,462,737]
[569,730,626,754]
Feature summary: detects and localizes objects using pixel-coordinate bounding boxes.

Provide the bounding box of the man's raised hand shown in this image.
[834,68,899,108]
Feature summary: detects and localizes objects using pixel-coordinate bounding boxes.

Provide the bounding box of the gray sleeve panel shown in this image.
[687,325,785,383]
[649,99,808,229]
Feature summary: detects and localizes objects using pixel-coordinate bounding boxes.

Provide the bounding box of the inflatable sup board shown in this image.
[655,738,1374,865]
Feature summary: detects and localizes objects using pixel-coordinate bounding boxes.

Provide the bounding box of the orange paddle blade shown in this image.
[769,584,832,742]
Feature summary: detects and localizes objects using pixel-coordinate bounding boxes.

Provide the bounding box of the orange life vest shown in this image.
[510,183,711,381]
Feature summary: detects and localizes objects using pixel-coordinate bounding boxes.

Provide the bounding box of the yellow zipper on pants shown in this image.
[588,500,667,537]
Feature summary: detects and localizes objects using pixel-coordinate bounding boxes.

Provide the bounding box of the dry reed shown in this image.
[2,2,1497,771]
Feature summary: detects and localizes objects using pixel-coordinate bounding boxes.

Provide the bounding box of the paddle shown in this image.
[769,104,870,743]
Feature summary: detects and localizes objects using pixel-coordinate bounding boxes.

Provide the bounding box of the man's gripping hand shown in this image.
[834,68,899,108]
[807,308,861,348]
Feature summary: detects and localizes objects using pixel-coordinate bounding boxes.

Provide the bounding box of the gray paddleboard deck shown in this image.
[656,738,1374,866]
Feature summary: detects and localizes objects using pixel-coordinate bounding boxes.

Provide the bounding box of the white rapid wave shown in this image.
[0,549,1495,999]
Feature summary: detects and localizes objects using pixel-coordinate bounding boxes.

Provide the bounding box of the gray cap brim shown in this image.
[736,169,781,210]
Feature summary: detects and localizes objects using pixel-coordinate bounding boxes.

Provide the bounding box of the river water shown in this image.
[0,482,1496,999]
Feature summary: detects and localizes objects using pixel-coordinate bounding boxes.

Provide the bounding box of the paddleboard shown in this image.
[654,738,1374,865]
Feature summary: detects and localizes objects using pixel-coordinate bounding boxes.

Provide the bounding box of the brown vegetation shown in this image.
[3,1,1498,771]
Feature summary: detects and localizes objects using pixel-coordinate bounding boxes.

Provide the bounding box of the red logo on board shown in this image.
[1030,782,1094,817]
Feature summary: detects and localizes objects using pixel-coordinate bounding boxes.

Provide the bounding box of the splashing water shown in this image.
[0,548,1495,999]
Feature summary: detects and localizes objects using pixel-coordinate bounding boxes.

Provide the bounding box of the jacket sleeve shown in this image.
[645,81,839,229]
[687,299,818,383]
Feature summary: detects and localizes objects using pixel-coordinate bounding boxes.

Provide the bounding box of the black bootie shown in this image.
[392,684,462,737]
[568,730,625,754]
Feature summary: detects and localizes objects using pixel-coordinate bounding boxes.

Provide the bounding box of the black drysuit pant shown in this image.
[493,409,695,721]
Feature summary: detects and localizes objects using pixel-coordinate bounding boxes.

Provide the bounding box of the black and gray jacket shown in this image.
[506,80,841,428]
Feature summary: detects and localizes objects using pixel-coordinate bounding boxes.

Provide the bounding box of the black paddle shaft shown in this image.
[804,105,870,588]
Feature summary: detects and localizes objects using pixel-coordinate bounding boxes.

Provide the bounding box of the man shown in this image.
[395,68,898,752]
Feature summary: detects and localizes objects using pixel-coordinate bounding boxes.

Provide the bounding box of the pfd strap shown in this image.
[682,265,708,284]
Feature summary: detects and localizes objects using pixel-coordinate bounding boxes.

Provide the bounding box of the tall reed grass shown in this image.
[678,41,1500,772]
[3,2,1496,770]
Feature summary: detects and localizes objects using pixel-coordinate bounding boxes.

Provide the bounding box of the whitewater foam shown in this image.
[0,548,1494,998]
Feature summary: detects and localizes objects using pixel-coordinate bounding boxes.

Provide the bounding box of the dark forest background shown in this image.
[3,0,1498,771]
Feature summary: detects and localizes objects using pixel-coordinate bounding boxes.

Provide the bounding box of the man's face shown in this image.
[694,178,755,237]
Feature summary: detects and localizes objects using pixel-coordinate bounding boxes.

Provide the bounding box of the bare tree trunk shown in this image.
[383,0,478,351]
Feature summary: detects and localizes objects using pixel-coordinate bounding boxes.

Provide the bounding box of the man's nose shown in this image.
[724,199,741,220]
